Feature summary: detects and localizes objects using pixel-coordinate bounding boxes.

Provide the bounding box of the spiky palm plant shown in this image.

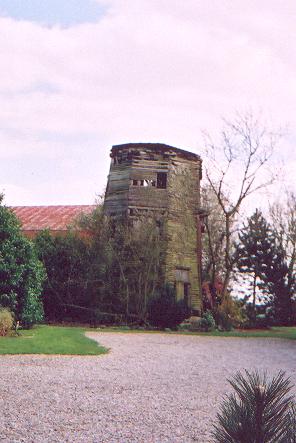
[212,370,296,443]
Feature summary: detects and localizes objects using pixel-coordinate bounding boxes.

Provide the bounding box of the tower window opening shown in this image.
[157,172,167,189]
[132,179,138,186]
[143,179,156,187]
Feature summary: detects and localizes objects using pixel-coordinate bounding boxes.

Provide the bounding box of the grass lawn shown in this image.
[0,325,107,355]
[206,327,296,340]
[1,325,295,356]
[96,326,296,340]
[186,326,296,340]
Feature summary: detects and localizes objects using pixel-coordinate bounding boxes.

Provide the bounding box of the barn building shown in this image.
[11,205,95,238]
[104,143,204,314]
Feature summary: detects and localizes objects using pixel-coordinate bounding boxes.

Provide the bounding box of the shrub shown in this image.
[199,310,216,331]
[212,370,296,443]
[179,310,216,332]
[148,284,190,329]
[0,198,45,327]
[216,294,246,331]
[0,308,14,336]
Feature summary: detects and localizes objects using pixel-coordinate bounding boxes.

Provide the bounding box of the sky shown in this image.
[0,0,295,206]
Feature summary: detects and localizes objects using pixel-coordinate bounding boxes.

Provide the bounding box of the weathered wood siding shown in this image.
[104,143,202,313]
[165,156,202,312]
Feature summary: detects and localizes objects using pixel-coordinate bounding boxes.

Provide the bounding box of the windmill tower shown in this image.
[104,143,204,314]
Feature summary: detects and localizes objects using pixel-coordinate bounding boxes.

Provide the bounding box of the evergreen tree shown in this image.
[236,210,274,320]
[212,370,296,443]
[260,242,293,325]
[0,195,45,327]
[236,209,294,325]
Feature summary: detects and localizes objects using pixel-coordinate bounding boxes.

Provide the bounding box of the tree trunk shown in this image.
[222,214,231,298]
[252,273,257,321]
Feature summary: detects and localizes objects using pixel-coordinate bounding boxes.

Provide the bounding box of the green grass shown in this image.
[1,325,295,356]
[0,325,107,355]
[93,326,296,340]
[205,327,296,340]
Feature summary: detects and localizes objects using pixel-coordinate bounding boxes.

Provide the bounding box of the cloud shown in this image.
[0,0,295,204]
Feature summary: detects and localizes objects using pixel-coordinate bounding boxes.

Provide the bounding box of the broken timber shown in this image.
[104,143,204,314]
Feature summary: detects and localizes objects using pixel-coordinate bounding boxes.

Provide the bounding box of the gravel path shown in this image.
[1,333,296,443]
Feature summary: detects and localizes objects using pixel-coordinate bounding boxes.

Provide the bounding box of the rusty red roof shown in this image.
[10,205,96,232]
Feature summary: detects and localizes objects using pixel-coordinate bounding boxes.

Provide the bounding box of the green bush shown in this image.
[0,308,14,336]
[199,310,216,331]
[148,284,190,329]
[34,230,95,322]
[179,310,216,332]
[216,294,246,331]
[212,370,296,443]
[243,312,271,330]
[0,197,45,327]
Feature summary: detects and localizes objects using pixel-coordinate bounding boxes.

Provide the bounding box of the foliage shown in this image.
[216,294,246,331]
[199,310,216,331]
[258,236,293,326]
[0,325,107,355]
[236,210,274,315]
[106,215,164,322]
[35,207,164,324]
[148,284,190,329]
[0,196,45,327]
[0,308,14,336]
[270,192,296,301]
[178,310,216,332]
[235,209,295,326]
[80,209,164,322]
[212,370,296,443]
[34,230,102,322]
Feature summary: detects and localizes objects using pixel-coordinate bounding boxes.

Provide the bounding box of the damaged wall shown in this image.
[104,143,203,313]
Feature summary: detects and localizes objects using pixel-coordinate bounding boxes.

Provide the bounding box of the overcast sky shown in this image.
[0,0,295,206]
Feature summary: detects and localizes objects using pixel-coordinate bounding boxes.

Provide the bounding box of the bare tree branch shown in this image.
[202,111,279,299]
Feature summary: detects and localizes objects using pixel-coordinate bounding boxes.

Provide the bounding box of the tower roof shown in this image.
[111,143,201,161]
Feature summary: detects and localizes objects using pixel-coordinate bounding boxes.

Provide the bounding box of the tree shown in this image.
[236,209,274,320]
[105,215,164,322]
[260,241,293,325]
[34,230,99,322]
[236,209,294,325]
[203,111,278,299]
[35,206,164,324]
[201,184,227,285]
[0,195,45,327]
[212,370,296,443]
[79,205,164,322]
[269,192,296,304]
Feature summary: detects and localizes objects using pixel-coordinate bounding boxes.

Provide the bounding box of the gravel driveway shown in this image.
[1,333,296,443]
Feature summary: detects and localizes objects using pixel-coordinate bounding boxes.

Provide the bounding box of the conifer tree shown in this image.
[260,241,292,325]
[236,209,274,320]
[236,209,294,325]
[212,370,296,443]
